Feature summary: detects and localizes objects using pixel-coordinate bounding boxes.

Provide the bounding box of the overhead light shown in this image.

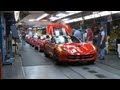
[36,13,49,21]
[61,18,70,21]
[14,11,20,21]
[94,13,100,18]
[29,19,37,22]
[49,16,59,21]
[64,11,120,24]
[99,11,111,16]
[84,14,94,20]
[66,11,75,13]
[76,17,83,21]
[66,11,82,14]
[49,11,83,21]
[111,11,120,14]
[64,17,83,24]
[56,13,66,17]
[93,11,99,14]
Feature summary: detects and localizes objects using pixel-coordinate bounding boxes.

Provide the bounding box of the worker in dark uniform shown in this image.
[97,25,106,60]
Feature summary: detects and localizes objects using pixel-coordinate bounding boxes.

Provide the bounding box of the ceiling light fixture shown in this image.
[28,19,37,22]
[49,11,82,21]
[64,11,120,24]
[14,11,20,21]
[36,13,49,21]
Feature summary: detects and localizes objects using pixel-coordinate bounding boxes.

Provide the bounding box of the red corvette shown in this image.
[44,23,97,65]
[29,37,35,47]
[44,35,97,64]
[34,35,46,52]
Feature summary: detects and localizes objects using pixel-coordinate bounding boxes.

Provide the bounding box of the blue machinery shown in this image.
[0,12,14,65]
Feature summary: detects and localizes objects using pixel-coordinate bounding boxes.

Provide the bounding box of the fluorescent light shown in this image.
[77,17,83,21]
[56,13,66,17]
[94,13,100,18]
[64,11,120,24]
[84,11,111,20]
[84,14,94,20]
[66,11,82,14]
[64,17,83,24]
[49,11,82,21]
[112,11,120,14]
[14,11,20,21]
[29,19,37,22]
[66,11,75,13]
[29,19,36,22]
[36,13,49,21]
[99,11,111,16]
[61,18,70,21]
[49,16,59,21]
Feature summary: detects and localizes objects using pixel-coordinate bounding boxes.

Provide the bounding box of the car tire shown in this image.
[38,46,42,52]
[53,53,60,65]
[44,48,49,57]
[35,47,38,50]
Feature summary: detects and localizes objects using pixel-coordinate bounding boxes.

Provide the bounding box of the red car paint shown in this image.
[34,38,46,51]
[43,23,97,64]
[44,36,97,63]
[46,23,72,36]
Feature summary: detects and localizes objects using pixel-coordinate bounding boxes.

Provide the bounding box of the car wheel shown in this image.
[44,49,49,57]
[38,46,42,52]
[35,46,38,50]
[53,53,60,65]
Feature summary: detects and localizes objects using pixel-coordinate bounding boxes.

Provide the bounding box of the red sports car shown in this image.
[44,35,97,65]
[34,35,47,52]
[29,37,35,47]
[44,23,97,65]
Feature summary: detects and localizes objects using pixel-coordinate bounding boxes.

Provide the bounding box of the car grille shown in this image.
[67,54,94,59]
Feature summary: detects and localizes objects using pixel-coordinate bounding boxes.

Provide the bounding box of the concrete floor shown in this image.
[2,42,120,79]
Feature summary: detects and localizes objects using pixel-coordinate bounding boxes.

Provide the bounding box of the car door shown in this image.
[48,37,56,56]
[44,37,51,54]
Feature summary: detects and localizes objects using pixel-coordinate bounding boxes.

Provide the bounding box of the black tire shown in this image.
[53,53,60,65]
[44,48,49,57]
[38,46,42,52]
[35,47,38,50]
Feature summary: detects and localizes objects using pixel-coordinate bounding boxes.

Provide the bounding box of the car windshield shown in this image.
[54,35,80,44]
[53,27,67,36]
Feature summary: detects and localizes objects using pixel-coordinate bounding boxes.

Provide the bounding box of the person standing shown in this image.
[83,29,87,42]
[86,26,93,44]
[97,25,106,60]
[73,29,82,41]
[116,38,120,58]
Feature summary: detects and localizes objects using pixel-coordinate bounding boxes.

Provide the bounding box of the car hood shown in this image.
[59,42,96,55]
